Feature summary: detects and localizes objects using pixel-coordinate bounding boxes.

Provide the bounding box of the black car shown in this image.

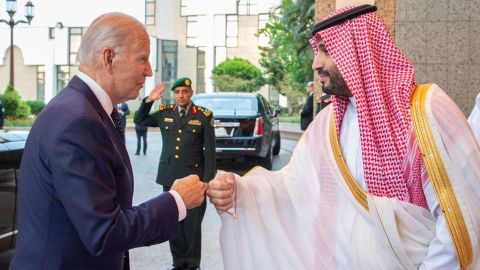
[0,131,27,254]
[193,92,281,170]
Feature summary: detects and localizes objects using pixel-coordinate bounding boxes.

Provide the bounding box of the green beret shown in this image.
[170,76,192,90]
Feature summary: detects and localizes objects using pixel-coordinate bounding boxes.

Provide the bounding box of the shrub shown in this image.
[212,58,265,92]
[17,101,31,118]
[2,84,21,118]
[26,100,46,115]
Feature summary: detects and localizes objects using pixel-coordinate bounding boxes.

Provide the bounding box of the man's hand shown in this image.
[207,173,236,211]
[171,175,207,209]
[146,82,167,102]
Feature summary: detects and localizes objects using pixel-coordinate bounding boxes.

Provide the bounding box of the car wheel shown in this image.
[272,131,281,156]
[259,143,273,170]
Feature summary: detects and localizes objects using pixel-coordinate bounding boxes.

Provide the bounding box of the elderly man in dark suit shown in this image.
[11,12,206,270]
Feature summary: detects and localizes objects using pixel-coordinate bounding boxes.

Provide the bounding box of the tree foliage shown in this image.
[26,100,46,115]
[258,0,315,108]
[2,84,31,119]
[212,57,265,92]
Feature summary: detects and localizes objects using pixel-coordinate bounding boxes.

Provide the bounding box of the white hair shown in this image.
[77,12,146,66]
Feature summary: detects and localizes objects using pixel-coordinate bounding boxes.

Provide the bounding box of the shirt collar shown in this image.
[77,71,113,116]
[179,103,192,115]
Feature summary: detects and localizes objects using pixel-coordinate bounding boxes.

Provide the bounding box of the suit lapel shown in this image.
[68,76,134,180]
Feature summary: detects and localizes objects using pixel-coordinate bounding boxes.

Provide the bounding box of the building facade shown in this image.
[0,0,281,109]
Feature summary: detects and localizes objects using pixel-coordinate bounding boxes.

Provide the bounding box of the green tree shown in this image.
[211,57,265,92]
[258,0,315,114]
[2,84,31,119]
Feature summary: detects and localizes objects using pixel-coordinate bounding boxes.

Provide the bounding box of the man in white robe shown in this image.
[207,5,480,270]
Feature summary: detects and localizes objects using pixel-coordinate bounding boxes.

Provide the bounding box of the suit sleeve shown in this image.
[300,94,314,117]
[203,113,216,182]
[134,98,161,127]
[50,114,178,256]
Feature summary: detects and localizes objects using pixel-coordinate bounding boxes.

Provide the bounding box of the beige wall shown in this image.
[227,15,262,66]
[395,0,479,114]
[0,46,38,100]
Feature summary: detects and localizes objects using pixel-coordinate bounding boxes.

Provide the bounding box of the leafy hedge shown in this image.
[26,100,46,116]
[212,57,265,92]
[2,84,30,118]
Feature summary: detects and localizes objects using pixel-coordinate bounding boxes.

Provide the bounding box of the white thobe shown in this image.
[340,97,458,269]
[468,92,480,145]
[218,84,480,270]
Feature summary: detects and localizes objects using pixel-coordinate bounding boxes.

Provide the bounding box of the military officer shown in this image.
[134,77,216,270]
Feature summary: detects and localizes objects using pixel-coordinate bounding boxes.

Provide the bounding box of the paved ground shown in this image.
[124,131,297,270]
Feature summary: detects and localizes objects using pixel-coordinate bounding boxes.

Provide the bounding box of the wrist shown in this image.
[145,96,153,103]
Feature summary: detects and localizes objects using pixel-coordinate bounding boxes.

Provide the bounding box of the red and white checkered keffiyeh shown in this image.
[310,6,427,207]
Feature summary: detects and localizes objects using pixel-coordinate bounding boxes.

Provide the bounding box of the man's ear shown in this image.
[102,48,115,74]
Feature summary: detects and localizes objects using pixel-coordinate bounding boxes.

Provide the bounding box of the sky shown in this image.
[1,0,144,28]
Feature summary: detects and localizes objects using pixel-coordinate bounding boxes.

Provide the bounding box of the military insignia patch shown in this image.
[185,79,190,86]
[164,118,174,123]
[198,107,212,117]
[210,118,215,127]
[188,120,201,126]
[160,104,173,110]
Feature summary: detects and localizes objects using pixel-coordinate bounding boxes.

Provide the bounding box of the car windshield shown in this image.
[193,96,258,115]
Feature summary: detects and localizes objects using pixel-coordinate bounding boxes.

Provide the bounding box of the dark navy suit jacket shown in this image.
[11,76,179,270]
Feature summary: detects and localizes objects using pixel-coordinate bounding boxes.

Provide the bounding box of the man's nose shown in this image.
[312,53,324,70]
[145,61,153,77]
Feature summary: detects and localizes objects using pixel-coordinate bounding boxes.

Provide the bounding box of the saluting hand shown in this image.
[147,82,167,102]
[207,172,236,211]
[171,174,207,209]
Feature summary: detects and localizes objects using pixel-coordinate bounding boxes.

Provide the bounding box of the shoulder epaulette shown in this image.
[197,106,212,117]
[159,104,174,111]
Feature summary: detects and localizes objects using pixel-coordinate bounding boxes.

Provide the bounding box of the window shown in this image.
[226,15,238,47]
[238,0,259,15]
[37,66,45,101]
[69,27,83,65]
[161,40,177,84]
[186,16,198,47]
[57,65,70,94]
[145,0,155,25]
[258,13,269,46]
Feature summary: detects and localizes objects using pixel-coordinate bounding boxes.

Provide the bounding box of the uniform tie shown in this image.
[111,108,125,138]
[179,108,186,118]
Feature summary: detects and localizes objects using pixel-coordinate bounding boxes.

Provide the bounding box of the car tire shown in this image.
[259,143,273,170]
[272,131,281,156]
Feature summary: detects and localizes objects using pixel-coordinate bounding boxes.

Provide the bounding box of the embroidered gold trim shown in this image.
[411,84,472,269]
[329,115,369,211]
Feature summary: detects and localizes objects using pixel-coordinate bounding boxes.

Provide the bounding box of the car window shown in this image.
[194,96,258,115]
[259,95,272,115]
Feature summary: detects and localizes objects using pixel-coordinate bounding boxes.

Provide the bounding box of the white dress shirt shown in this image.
[76,71,187,221]
[339,97,458,269]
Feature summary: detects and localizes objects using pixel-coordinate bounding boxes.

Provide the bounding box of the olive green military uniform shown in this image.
[134,77,216,270]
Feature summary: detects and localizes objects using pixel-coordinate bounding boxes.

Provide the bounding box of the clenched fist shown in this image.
[207,172,236,211]
[171,175,207,209]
